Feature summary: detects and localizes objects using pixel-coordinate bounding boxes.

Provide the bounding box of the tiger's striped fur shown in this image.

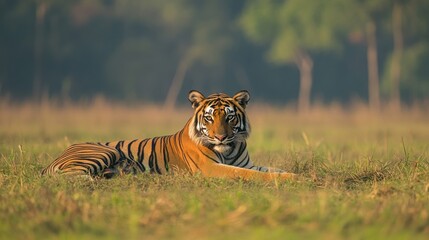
[41,90,296,181]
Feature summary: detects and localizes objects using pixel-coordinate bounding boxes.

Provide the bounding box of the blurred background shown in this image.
[1,0,429,112]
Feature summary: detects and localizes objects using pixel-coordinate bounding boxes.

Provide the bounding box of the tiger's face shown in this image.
[188,90,251,154]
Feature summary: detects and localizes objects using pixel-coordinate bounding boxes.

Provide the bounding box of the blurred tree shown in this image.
[33,0,49,101]
[163,1,234,109]
[395,0,429,101]
[47,0,114,100]
[339,0,390,111]
[240,0,349,113]
[399,43,429,100]
[382,0,429,107]
[362,1,393,112]
[0,0,36,99]
[106,0,189,101]
[108,1,234,106]
[389,1,403,110]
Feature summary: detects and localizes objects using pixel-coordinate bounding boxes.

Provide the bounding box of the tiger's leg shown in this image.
[199,162,296,181]
[100,167,120,179]
[248,166,285,173]
[41,143,121,176]
[232,160,286,173]
[101,158,145,178]
[224,148,286,173]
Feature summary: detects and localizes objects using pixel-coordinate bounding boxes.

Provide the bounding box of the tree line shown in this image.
[1,0,428,111]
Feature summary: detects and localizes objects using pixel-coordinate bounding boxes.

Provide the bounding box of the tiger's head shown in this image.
[188,90,251,154]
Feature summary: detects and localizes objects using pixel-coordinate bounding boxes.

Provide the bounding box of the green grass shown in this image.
[1,102,429,239]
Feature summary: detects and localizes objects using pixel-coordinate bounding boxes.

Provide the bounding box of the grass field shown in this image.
[1,100,429,239]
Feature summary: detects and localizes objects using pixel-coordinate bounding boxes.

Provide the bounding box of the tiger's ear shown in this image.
[233,90,250,108]
[188,90,205,108]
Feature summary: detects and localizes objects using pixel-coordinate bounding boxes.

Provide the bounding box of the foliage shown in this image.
[0,0,429,104]
[399,43,429,99]
[240,0,350,63]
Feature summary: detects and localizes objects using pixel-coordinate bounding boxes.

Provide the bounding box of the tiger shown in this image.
[41,90,297,181]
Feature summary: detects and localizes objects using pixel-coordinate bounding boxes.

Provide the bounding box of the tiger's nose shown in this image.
[215,134,227,141]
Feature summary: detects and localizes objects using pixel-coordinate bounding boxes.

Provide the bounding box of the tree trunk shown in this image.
[164,53,192,110]
[390,2,403,111]
[295,50,313,114]
[366,20,380,112]
[33,0,47,102]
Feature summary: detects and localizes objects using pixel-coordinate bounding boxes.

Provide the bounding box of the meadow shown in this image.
[1,100,428,239]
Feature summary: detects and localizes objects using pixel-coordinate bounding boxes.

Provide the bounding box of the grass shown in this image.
[1,100,429,239]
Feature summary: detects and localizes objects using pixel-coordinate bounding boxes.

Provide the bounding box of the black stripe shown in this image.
[137,139,149,164]
[99,155,110,167]
[200,149,221,163]
[148,138,158,173]
[207,99,217,107]
[135,161,146,173]
[194,114,200,130]
[87,158,104,171]
[106,149,117,166]
[152,138,162,174]
[214,151,224,164]
[236,152,250,167]
[225,144,238,160]
[128,139,137,161]
[228,144,246,165]
[177,131,194,171]
[186,151,201,171]
[137,140,144,160]
[115,141,126,159]
[162,137,169,172]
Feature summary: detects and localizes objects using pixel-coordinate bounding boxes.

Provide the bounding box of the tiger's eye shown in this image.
[226,115,235,121]
[204,116,213,122]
